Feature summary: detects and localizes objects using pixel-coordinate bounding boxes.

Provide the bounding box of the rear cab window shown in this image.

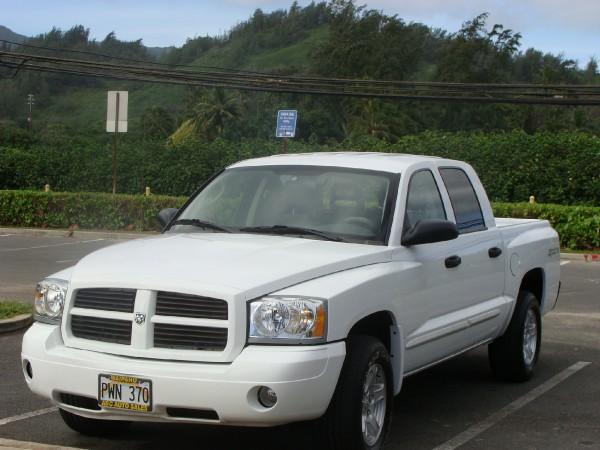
[439,167,486,233]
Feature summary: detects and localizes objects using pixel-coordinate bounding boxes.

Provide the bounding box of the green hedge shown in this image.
[0,190,186,231]
[0,190,598,249]
[1,130,599,205]
[492,202,600,250]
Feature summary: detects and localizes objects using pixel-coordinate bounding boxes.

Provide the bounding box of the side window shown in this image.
[404,170,447,232]
[439,168,486,233]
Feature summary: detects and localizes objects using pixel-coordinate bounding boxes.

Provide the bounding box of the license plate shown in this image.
[98,374,152,412]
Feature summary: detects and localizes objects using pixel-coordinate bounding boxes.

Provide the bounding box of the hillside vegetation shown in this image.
[2,1,600,138]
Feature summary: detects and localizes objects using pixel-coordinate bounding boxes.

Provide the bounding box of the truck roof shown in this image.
[230,152,459,173]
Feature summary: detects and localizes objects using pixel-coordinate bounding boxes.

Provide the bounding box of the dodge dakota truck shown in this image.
[22,152,560,450]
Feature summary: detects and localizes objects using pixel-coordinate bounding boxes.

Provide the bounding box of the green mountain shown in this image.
[1,1,598,140]
[0,4,331,132]
[0,25,26,44]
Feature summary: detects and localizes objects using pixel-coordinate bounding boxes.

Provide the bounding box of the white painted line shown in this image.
[0,406,57,426]
[432,361,591,450]
[0,234,14,237]
[560,261,571,266]
[56,260,75,264]
[0,239,104,252]
[0,437,84,449]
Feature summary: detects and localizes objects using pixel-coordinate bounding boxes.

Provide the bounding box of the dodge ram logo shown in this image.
[134,313,146,325]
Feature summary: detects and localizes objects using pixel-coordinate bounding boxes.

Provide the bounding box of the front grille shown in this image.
[71,315,132,345]
[59,393,101,411]
[156,291,228,320]
[67,288,230,359]
[154,323,227,351]
[74,288,136,313]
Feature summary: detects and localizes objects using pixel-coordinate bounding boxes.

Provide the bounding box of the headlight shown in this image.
[34,278,68,324]
[248,297,326,344]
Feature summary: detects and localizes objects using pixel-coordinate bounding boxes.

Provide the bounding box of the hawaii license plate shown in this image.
[98,374,152,412]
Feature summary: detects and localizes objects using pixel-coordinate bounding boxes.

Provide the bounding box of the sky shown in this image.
[2,0,598,65]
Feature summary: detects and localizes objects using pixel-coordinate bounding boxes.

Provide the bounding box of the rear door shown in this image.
[437,167,506,345]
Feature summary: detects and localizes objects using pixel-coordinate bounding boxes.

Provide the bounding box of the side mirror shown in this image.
[157,208,178,228]
[401,219,459,247]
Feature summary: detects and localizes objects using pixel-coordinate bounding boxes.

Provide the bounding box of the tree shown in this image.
[140,107,175,140]
[175,88,243,141]
[436,13,521,83]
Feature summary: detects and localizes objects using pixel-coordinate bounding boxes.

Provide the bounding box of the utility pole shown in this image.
[26,94,34,129]
[112,92,120,195]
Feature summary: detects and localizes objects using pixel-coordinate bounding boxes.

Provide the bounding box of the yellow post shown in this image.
[44,184,50,192]
[145,187,151,197]
[529,195,536,204]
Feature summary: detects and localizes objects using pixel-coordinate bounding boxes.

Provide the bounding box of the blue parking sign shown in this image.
[276,110,298,138]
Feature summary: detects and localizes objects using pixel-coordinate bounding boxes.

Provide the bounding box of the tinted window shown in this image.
[439,168,486,233]
[404,170,446,231]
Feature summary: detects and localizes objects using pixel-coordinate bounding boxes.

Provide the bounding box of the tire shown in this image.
[59,409,130,436]
[488,290,542,382]
[319,335,393,450]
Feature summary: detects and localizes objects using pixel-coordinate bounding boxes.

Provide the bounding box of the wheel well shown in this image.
[520,268,544,307]
[347,311,394,354]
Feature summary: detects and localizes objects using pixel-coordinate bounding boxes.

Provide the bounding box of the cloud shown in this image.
[367,0,600,33]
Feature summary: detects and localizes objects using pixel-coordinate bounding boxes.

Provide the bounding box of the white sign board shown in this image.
[106,91,128,133]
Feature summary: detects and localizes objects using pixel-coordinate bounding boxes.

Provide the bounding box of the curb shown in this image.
[0,314,33,334]
[561,252,600,262]
[0,226,157,240]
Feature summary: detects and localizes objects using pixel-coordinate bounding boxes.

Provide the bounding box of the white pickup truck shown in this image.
[22,153,560,450]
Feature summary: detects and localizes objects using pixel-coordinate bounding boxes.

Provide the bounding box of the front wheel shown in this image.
[488,290,541,382]
[320,335,393,450]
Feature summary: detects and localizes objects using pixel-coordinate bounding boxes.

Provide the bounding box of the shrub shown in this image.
[1,130,599,205]
[492,202,600,250]
[0,190,598,249]
[0,190,185,231]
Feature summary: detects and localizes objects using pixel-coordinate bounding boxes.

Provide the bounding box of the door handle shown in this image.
[488,247,503,258]
[445,255,462,268]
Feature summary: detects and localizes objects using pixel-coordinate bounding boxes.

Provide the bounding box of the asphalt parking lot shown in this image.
[1,231,599,450]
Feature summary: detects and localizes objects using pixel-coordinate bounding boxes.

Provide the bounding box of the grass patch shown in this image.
[0,301,32,320]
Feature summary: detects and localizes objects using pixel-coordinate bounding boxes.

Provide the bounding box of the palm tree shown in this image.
[193,88,242,140]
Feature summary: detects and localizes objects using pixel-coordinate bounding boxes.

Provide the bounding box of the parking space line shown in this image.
[0,238,104,252]
[0,234,13,237]
[431,361,591,450]
[0,437,84,449]
[560,261,571,266]
[0,406,57,426]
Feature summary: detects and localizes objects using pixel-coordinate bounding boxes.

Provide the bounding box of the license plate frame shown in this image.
[98,373,153,413]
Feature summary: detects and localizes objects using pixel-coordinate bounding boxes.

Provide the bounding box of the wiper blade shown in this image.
[240,225,346,242]
[171,218,232,233]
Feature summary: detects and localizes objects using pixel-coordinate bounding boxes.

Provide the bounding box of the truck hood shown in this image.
[69,232,391,299]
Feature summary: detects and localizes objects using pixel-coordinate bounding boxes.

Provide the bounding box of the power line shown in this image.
[3,38,600,91]
[1,49,600,106]
[0,39,270,77]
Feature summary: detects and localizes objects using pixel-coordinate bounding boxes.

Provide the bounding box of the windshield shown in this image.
[171,165,397,245]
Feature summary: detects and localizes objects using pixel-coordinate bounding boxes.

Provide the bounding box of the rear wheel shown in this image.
[488,290,541,382]
[320,335,393,450]
[59,409,130,436]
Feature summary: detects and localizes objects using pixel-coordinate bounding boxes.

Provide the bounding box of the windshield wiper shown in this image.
[240,225,346,242]
[171,218,232,233]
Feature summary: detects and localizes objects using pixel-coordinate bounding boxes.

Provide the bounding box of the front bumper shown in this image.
[22,323,346,426]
